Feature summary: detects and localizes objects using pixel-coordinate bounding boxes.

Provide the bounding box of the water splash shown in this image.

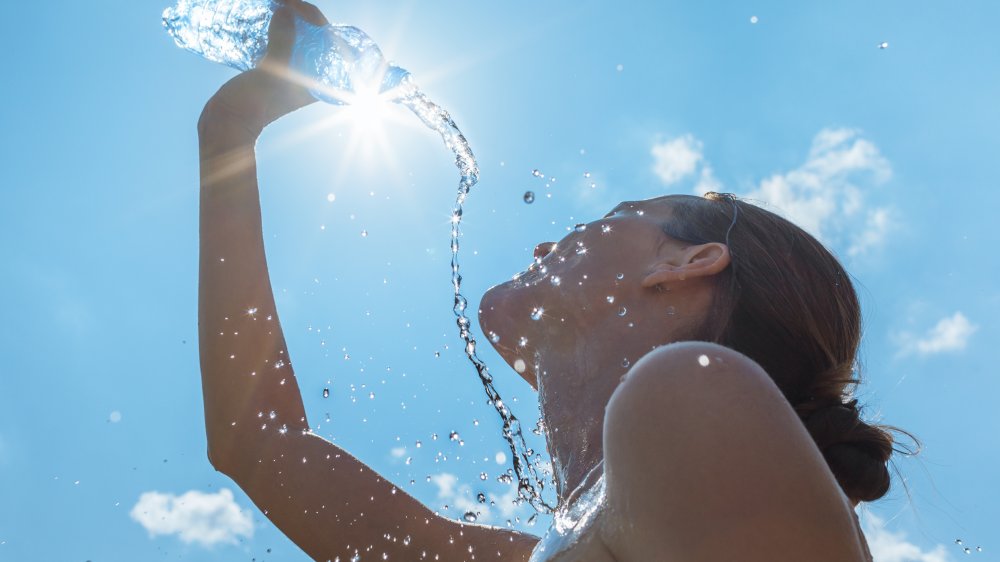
[397,81,555,513]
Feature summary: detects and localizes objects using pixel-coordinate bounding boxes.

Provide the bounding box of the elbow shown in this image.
[205,428,246,479]
[207,444,233,476]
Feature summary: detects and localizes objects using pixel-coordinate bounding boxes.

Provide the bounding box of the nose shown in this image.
[534,242,557,260]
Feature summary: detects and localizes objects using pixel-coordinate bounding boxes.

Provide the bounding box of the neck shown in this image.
[534,338,632,500]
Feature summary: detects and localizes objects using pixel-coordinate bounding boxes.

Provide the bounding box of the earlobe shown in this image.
[641,243,730,288]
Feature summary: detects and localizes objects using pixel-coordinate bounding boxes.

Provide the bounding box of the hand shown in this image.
[199,0,331,138]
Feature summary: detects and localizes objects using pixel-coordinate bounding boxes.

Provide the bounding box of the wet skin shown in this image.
[196,2,873,560]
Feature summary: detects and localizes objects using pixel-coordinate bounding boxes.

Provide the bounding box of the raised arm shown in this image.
[196,2,537,559]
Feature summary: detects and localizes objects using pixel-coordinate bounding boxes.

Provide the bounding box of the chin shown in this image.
[479,280,540,386]
[479,280,516,349]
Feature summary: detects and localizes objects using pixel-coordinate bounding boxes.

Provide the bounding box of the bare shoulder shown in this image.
[599,342,866,562]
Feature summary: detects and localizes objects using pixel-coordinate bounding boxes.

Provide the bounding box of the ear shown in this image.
[641,243,731,288]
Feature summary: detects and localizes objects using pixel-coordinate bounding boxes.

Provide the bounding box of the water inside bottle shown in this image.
[163,0,275,71]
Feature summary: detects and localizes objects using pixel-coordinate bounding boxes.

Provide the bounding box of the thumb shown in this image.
[262,6,297,65]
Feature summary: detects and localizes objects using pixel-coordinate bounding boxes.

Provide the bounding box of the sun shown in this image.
[338,83,392,153]
[341,83,393,133]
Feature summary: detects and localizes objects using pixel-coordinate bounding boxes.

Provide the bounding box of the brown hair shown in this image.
[662,192,912,504]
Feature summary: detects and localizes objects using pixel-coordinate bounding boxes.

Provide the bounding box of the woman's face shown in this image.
[479,196,695,388]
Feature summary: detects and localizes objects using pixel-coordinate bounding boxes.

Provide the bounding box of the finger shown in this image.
[295,1,329,26]
[263,6,296,63]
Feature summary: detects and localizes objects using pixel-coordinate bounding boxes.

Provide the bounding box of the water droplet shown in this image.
[415,440,422,448]
[574,223,587,232]
[964,548,971,554]
[618,307,627,317]
[527,514,538,526]
[109,411,122,423]
[514,359,527,373]
[601,224,612,234]
[583,171,591,178]
[278,424,288,435]
[369,391,375,400]
[268,410,276,420]
[666,306,677,316]
[326,193,336,202]
[434,351,441,358]
[698,355,711,367]
[605,295,615,304]
[531,169,543,178]
[530,307,545,321]
[750,15,759,24]
[477,492,487,503]
[403,535,411,546]
[616,273,625,280]
[323,388,330,398]
[488,331,500,343]
[879,41,889,49]
[549,276,561,286]
[956,540,964,545]
[622,358,631,368]
[523,191,535,204]
[616,63,624,72]
[463,511,478,522]
[518,336,528,347]
[361,230,369,237]
[449,431,460,441]
[480,472,488,481]
[497,473,513,484]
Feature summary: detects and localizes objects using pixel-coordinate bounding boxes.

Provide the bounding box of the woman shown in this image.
[196,2,900,560]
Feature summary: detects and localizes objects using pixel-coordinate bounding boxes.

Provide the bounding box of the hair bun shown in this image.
[801,400,894,503]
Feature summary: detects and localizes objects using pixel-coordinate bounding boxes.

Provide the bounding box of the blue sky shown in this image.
[1,0,998,560]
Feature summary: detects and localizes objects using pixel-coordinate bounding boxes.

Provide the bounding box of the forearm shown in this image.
[232,430,538,561]
[198,110,308,469]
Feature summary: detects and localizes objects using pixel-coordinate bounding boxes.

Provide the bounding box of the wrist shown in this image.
[198,96,265,145]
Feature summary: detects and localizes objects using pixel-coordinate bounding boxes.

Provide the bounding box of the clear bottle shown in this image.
[162,0,411,104]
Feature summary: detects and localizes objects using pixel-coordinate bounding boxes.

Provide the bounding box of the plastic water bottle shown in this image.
[162,0,411,104]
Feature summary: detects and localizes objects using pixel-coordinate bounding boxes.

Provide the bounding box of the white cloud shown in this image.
[130,489,254,548]
[693,165,722,195]
[651,135,705,185]
[428,472,529,525]
[649,128,894,256]
[896,312,978,357]
[849,207,893,257]
[861,513,952,562]
[741,128,893,254]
